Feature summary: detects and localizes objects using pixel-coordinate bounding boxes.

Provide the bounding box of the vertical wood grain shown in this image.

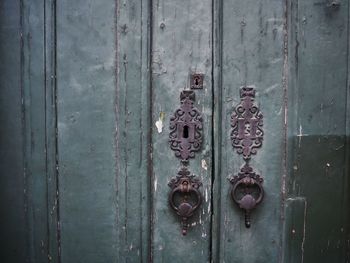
[150,0,213,261]
[116,0,152,261]
[285,0,350,261]
[0,0,27,261]
[56,1,118,262]
[213,0,285,262]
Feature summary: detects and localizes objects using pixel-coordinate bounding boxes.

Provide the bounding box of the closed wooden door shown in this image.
[1,0,349,262]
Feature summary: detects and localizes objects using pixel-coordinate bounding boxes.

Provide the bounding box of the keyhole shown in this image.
[183,125,189,139]
[194,77,199,86]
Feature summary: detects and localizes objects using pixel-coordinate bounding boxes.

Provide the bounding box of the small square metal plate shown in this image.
[190,73,204,89]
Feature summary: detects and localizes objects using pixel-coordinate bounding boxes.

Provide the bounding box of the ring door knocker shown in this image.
[229,87,264,228]
[168,90,203,235]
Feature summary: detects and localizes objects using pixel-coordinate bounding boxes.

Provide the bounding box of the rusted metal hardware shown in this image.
[230,86,264,228]
[229,163,264,228]
[168,90,203,235]
[168,166,202,235]
[190,73,204,89]
[169,90,203,163]
[231,87,263,160]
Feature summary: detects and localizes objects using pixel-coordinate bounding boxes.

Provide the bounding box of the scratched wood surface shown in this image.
[1,0,350,262]
[150,0,213,261]
[0,0,60,262]
[0,1,27,262]
[213,0,286,262]
[115,0,151,261]
[284,0,350,262]
[56,0,119,262]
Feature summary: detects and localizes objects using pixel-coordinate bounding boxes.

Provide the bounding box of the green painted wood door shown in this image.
[0,0,349,262]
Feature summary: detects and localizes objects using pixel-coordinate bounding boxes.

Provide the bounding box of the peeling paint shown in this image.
[154,177,158,192]
[201,159,208,170]
[155,112,165,133]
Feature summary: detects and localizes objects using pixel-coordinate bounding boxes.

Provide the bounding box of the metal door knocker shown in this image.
[168,90,203,235]
[169,167,202,235]
[229,87,264,228]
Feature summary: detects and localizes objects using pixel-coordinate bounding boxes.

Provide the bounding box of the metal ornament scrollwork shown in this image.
[168,90,203,235]
[169,91,203,162]
[231,87,263,160]
[229,86,264,228]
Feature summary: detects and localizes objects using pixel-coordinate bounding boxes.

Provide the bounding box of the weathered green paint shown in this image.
[1,0,350,262]
[1,1,60,262]
[21,1,56,262]
[150,0,213,261]
[213,0,285,262]
[56,0,119,262]
[115,0,151,261]
[282,198,307,263]
[45,0,61,261]
[285,0,350,261]
[0,1,27,262]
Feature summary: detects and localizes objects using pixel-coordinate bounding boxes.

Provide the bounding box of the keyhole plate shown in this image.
[169,91,203,161]
[190,73,204,89]
[231,86,263,160]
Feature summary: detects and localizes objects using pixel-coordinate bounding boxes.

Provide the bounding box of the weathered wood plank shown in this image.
[21,1,54,262]
[286,0,350,261]
[214,0,285,262]
[282,197,307,263]
[56,1,118,262]
[115,0,151,261]
[212,0,223,260]
[0,1,27,261]
[151,0,213,261]
[44,0,60,262]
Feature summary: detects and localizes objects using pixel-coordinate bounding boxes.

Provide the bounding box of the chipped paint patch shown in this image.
[154,177,158,192]
[155,112,165,133]
[201,159,208,170]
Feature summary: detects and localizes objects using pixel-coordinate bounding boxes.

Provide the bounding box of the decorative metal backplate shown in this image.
[168,166,202,235]
[231,87,263,160]
[229,163,264,228]
[169,91,203,162]
[229,86,264,228]
[229,163,264,187]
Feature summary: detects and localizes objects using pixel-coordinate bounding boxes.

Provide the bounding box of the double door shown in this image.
[0,0,349,262]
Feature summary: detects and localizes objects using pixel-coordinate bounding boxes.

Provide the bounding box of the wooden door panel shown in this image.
[150,0,213,262]
[115,0,151,261]
[1,0,350,262]
[284,1,350,262]
[57,1,119,262]
[0,1,27,262]
[213,0,285,262]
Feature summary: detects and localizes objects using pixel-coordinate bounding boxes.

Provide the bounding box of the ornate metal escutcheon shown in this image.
[168,167,202,235]
[229,163,264,228]
[169,91,203,162]
[231,87,263,160]
[168,90,203,235]
[230,86,264,228]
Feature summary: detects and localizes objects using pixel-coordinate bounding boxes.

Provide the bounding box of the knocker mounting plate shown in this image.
[168,166,202,235]
[231,87,263,160]
[169,91,203,162]
[229,86,264,228]
[229,163,264,228]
